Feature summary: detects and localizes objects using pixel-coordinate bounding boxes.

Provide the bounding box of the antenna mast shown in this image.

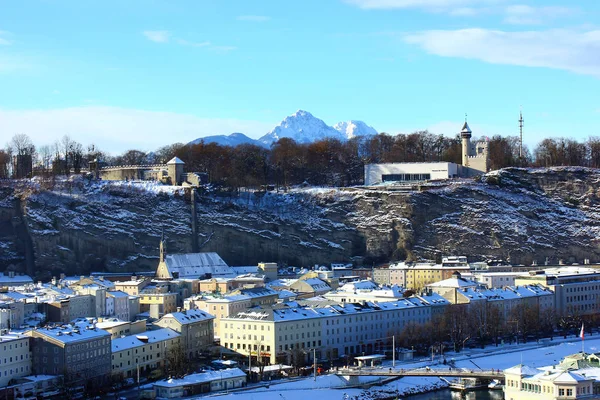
[519,107,524,162]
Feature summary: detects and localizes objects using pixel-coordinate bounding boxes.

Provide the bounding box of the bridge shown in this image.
[336,367,504,381]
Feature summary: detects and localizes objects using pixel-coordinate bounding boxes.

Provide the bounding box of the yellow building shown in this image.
[390,257,470,290]
[110,328,181,378]
[139,293,178,317]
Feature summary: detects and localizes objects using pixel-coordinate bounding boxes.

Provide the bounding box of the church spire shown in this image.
[159,230,166,263]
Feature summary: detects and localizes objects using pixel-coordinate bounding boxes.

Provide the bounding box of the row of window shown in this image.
[0,354,28,364]
[1,365,28,376]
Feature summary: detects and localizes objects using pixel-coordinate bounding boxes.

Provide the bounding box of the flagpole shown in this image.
[581,323,585,355]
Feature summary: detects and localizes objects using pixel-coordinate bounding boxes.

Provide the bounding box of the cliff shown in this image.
[1,167,600,280]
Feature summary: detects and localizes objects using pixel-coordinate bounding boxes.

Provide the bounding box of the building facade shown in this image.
[221,299,432,365]
[154,309,215,359]
[0,333,31,387]
[28,324,111,384]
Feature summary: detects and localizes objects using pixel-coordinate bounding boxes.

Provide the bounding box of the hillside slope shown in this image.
[1,167,599,279]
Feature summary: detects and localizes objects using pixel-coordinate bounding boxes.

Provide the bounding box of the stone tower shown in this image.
[461,120,472,167]
[166,157,185,185]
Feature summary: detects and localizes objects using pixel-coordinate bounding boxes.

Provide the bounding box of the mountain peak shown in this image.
[258,110,346,145]
[333,120,378,139]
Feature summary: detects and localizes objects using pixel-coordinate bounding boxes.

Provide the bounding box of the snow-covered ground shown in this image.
[201,335,600,400]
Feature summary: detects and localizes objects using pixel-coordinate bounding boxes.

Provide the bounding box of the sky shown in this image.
[0,0,599,154]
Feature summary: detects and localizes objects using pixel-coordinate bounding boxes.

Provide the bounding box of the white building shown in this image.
[324,281,407,303]
[471,271,528,288]
[0,333,31,387]
[152,368,246,398]
[515,267,600,316]
[504,354,600,400]
[364,162,459,186]
[221,299,432,364]
[106,291,131,321]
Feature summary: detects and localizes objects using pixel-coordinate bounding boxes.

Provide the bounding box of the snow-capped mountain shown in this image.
[333,120,378,139]
[188,110,379,148]
[188,132,261,147]
[258,110,348,146]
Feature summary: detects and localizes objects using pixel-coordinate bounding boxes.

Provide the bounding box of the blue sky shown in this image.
[1,0,599,154]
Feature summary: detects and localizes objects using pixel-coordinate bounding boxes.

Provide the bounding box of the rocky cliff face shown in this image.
[1,167,600,279]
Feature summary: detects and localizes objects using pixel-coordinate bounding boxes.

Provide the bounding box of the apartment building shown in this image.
[221,299,432,364]
[186,287,278,337]
[324,280,406,303]
[27,324,111,384]
[471,271,527,288]
[154,309,214,359]
[515,267,600,316]
[0,333,31,387]
[96,318,146,339]
[113,278,151,296]
[139,293,178,318]
[106,291,131,321]
[390,257,471,290]
[111,328,180,378]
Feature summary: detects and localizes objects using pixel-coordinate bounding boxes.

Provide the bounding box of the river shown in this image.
[405,389,504,400]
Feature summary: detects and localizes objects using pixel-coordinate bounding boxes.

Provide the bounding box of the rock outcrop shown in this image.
[1,167,600,280]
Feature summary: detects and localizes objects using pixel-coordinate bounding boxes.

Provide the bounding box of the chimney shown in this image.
[60,273,65,280]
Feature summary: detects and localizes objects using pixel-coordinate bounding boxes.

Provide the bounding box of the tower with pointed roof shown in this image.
[461,115,472,168]
[167,156,185,185]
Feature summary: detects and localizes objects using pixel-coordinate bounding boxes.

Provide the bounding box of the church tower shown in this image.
[159,231,166,263]
[461,116,472,167]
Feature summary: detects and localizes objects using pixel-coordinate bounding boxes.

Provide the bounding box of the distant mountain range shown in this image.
[187,110,378,148]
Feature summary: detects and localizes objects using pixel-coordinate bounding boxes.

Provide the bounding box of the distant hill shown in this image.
[188,110,378,148]
[187,132,261,147]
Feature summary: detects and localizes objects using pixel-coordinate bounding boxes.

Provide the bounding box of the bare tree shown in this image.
[9,133,35,156]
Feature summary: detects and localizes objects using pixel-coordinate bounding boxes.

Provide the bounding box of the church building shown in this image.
[155,235,236,280]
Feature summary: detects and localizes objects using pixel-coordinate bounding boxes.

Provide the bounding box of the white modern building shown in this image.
[364,162,459,186]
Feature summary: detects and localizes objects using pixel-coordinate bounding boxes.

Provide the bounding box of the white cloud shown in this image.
[142,30,170,43]
[176,38,211,47]
[0,106,274,154]
[236,15,270,22]
[344,0,503,12]
[404,28,600,77]
[503,5,575,25]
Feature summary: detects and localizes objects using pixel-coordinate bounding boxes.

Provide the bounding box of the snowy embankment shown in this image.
[204,335,600,400]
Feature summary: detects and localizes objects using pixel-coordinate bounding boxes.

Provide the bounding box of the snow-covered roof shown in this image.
[277,290,296,299]
[166,157,184,165]
[427,276,478,288]
[0,274,33,286]
[33,324,111,344]
[161,309,214,324]
[461,121,472,135]
[153,368,246,388]
[111,328,180,352]
[96,318,130,329]
[338,280,378,292]
[107,290,130,298]
[227,298,428,323]
[165,253,234,278]
[504,364,540,376]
